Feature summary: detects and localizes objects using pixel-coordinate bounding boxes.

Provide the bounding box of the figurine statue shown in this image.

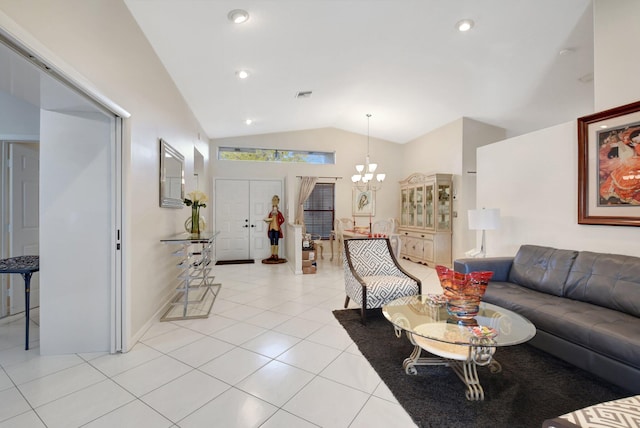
[264,195,285,260]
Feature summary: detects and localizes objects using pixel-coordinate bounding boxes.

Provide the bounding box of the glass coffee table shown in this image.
[382,295,536,401]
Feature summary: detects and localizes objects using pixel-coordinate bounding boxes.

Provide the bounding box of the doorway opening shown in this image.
[0,30,124,353]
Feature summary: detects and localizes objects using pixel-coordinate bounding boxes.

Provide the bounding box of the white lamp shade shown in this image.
[468,208,500,230]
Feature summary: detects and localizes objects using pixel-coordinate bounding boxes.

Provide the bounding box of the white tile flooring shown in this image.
[0,256,441,428]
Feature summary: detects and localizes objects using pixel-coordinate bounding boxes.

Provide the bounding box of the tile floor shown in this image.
[0,256,440,428]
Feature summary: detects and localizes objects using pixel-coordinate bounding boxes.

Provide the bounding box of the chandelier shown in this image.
[351,114,385,191]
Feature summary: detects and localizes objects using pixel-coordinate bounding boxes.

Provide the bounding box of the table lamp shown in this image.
[468,208,500,257]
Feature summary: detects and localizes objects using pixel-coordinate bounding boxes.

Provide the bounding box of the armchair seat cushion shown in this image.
[360,275,421,308]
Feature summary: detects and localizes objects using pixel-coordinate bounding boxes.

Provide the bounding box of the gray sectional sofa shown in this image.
[454,244,640,393]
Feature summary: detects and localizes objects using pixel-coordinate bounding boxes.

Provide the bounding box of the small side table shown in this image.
[0,255,40,350]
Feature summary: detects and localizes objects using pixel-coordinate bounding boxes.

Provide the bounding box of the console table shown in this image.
[0,255,39,350]
[160,232,220,321]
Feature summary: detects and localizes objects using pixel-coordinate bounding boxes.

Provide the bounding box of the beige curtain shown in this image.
[295,176,318,231]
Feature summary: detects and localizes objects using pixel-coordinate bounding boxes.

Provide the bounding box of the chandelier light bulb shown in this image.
[376,173,386,182]
[351,175,361,183]
[368,163,378,173]
[355,164,364,173]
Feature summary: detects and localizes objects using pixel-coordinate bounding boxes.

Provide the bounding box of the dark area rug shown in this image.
[333,308,630,428]
[215,259,254,265]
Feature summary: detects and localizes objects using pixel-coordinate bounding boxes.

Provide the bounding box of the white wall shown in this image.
[0,0,210,349]
[402,118,505,260]
[212,127,404,229]
[593,0,640,111]
[476,0,640,258]
[212,119,509,264]
[0,91,38,139]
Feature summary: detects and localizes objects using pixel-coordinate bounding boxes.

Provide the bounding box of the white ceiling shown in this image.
[124,0,594,143]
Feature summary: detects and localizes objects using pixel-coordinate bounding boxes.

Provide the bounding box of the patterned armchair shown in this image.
[343,238,421,323]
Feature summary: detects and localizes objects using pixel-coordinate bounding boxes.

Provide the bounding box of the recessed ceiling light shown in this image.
[456,19,474,32]
[245,119,253,125]
[228,9,249,24]
[236,70,249,79]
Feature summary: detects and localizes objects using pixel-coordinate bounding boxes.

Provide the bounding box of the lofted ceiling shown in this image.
[124,0,594,143]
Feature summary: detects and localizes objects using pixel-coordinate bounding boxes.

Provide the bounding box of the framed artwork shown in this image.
[578,100,640,226]
[353,189,375,216]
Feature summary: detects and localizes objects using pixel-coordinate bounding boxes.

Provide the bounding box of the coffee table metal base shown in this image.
[402,332,501,401]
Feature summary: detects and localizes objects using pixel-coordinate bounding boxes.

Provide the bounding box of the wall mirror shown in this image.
[159,138,185,208]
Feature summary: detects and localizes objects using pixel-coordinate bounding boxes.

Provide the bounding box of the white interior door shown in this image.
[39,107,118,354]
[215,179,250,260]
[8,142,39,315]
[215,179,283,261]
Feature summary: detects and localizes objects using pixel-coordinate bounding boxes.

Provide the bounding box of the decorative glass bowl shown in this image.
[435,265,493,322]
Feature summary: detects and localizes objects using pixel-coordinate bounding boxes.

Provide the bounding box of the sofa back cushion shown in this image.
[508,245,579,296]
[564,251,640,317]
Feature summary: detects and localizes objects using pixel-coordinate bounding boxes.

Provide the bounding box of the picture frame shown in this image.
[159,138,185,209]
[578,100,640,226]
[353,189,375,216]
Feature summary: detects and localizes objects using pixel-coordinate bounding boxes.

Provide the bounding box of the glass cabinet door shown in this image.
[408,187,415,227]
[424,184,434,229]
[401,188,409,226]
[437,183,451,231]
[415,186,424,228]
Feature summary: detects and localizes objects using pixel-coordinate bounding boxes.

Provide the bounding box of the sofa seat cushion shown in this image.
[484,282,640,370]
[565,251,640,318]
[360,275,420,308]
[508,245,578,296]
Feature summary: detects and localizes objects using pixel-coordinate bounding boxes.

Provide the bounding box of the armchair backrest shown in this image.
[343,238,402,276]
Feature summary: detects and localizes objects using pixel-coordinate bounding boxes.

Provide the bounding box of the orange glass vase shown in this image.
[435,265,493,322]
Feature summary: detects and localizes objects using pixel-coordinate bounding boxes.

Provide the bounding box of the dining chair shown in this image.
[372,219,392,236]
[334,218,354,261]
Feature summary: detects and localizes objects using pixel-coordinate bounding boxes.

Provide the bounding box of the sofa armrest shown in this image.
[454,257,514,282]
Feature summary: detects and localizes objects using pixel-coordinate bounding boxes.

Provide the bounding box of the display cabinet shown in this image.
[160,232,221,321]
[399,173,453,267]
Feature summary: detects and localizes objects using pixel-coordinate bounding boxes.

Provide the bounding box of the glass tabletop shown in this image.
[160,231,218,243]
[382,295,536,347]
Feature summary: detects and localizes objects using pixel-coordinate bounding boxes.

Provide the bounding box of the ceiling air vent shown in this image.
[295,91,313,99]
